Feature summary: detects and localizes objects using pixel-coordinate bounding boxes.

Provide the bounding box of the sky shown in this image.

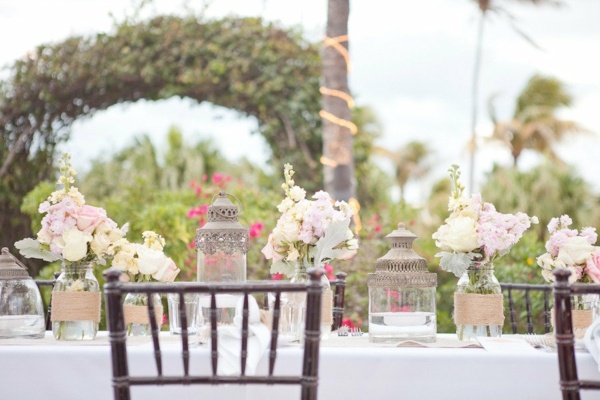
[1,0,600,204]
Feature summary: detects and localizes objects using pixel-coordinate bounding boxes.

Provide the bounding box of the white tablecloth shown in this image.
[2,332,600,400]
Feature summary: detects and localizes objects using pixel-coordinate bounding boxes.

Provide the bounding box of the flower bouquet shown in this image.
[537,215,600,336]
[112,231,180,336]
[261,163,358,338]
[15,153,179,339]
[432,165,537,340]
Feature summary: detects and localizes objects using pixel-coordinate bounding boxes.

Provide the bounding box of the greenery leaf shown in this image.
[14,238,61,262]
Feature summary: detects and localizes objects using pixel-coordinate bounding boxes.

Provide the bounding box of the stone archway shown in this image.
[0,15,323,246]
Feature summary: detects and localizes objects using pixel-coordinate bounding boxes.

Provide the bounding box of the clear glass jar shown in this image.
[0,279,45,338]
[52,261,100,340]
[276,261,332,341]
[123,292,163,336]
[0,247,45,338]
[368,284,436,343]
[571,294,599,339]
[454,264,503,341]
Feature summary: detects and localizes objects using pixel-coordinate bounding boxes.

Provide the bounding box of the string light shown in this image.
[319,87,355,108]
[319,110,358,135]
[319,156,338,167]
[348,197,362,234]
[321,33,363,235]
[323,35,351,72]
[320,34,357,146]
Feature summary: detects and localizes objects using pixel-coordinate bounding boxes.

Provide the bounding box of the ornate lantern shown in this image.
[195,192,249,324]
[367,223,437,343]
[0,248,45,338]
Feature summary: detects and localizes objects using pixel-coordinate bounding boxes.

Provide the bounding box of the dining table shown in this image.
[2,331,600,400]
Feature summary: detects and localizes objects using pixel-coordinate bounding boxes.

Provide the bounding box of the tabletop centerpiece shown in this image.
[15,153,179,340]
[261,163,358,339]
[432,164,537,340]
[536,214,600,337]
[112,231,180,336]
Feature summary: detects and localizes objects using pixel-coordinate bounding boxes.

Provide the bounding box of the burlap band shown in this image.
[453,293,504,325]
[321,289,333,325]
[124,305,164,325]
[551,308,593,330]
[51,291,101,322]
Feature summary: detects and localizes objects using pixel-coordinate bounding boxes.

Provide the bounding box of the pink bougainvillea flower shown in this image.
[271,273,284,281]
[249,222,264,238]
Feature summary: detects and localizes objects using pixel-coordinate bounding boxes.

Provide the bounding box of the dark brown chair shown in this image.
[103,268,324,400]
[331,272,347,331]
[34,271,60,330]
[553,269,600,400]
[500,282,552,334]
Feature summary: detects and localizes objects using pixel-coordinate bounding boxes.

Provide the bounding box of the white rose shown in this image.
[61,228,92,261]
[275,217,300,243]
[152,257,180,282]
[135,245,167,275]
[90,233,111,257]
[433,216,479,253]
[557,236,595,266]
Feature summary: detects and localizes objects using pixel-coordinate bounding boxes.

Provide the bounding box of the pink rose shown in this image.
[75,205,106,234]
[586,251,600,283]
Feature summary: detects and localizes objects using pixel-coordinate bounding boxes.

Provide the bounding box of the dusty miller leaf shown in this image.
[14,238,61,262]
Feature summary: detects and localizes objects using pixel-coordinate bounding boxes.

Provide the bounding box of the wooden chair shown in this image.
[103,268,324,400]
[500,282,553,334]
[553,269,600,400]
[34,272,60,330]
[331,272,347,331]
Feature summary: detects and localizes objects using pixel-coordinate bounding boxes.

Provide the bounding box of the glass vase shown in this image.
[278,261,332,341]
[123,292,163,336]
[570,294,599,339]
[454,263,504,341]
[51,261,101,340]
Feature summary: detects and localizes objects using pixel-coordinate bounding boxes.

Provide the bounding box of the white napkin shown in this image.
[217,295,271,375]
[584,318,600,367]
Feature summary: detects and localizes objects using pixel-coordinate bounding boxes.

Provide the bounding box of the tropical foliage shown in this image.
[488,74,589,167]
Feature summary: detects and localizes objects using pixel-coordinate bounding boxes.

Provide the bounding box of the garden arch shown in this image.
[0,15,323,246]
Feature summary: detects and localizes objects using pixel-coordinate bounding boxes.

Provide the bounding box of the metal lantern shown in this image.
[0,248,45,338]
[196,191,250,282]
[195,192,249,324]
[367,223,437,343]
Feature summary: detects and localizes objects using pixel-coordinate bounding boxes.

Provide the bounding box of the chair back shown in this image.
[553,269,600,400]
[500,282,552,334]
[331,272,347,331]
[103,268,324,400]
[34,271,60,330]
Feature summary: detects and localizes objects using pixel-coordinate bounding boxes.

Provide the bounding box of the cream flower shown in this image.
[135,245,167,275]
[61,227,92,261]
[557,236,596,266]
[432,216,479,253]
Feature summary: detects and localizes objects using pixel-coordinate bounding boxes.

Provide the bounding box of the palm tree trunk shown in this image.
[468,10,487,194]
[322,0,355,202]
